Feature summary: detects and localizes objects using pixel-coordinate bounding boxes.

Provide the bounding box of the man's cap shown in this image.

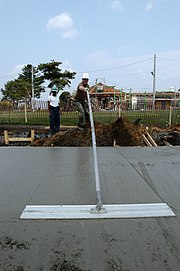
[51,85,58,92]
[82,73,89,80]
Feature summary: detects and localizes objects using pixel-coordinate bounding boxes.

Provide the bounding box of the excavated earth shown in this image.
[0,117,180,147]
[31,117,145,147]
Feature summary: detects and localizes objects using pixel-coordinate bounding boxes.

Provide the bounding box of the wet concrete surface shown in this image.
[0,147,180,270]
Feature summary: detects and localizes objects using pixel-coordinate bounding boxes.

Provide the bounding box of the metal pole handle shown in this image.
[86,90,104,212]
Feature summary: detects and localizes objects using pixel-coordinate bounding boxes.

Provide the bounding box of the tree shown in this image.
[1,60,76,102]
[1,64,45,103]
[37,60,76,89]
[1,79,31,101]
[18,64,45,98]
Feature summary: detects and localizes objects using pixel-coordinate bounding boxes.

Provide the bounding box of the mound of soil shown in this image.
[31,117,146,147]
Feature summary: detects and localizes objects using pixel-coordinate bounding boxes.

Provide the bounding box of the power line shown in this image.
[107,70,150,79]
[77,58,152,73]
[157,57,180,63]
[157,62,180,72]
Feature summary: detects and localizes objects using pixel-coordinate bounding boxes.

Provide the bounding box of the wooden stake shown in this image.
[4,130,9,145]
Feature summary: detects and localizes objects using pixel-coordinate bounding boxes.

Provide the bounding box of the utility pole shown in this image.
[151,54,156,110]
[31,65,34,112]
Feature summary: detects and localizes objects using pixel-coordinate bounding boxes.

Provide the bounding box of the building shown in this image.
[90,82,180,110]
[90,83,126,110]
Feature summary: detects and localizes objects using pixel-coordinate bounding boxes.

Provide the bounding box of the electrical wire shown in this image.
[157,62,180,72]
[86,56,180,91]
[77,58,152,73]
[157,57,180,63]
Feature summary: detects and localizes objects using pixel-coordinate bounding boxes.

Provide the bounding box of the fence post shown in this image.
[118,101,121,118]
[169,106,172,125]
[24,101,27,123]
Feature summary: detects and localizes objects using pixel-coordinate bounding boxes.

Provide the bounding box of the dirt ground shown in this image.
[0,117,180,147]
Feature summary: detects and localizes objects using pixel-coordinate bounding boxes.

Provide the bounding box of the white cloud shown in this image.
[110,0,124,12]
[145,0,154,12]
[145,0,170,12]
[46,12,78,39]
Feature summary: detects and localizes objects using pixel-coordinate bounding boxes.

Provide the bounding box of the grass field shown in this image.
[0,108,180,127]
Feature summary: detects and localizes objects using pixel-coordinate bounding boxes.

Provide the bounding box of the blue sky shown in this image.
[1,0,180,99]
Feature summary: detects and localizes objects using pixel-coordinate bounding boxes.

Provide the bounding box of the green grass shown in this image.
[0,109,180,127]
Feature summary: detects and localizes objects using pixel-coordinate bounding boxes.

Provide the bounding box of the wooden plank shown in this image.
[8,138,32,142]
[4,130,35,144]
[142,134,152,146]
[146,132,158,146]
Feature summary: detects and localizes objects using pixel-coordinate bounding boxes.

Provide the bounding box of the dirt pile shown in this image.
[1,118,180,147]
[31,117,146,147]
[150,125,180,146]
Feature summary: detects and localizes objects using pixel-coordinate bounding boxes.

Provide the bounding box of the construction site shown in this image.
[1,0,180,269]
[0,115,180,271]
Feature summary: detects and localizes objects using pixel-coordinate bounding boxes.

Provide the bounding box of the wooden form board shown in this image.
[142,127,157,147]
[4,130,35,145]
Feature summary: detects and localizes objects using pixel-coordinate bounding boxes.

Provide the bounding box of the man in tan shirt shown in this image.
[73,73,90,129]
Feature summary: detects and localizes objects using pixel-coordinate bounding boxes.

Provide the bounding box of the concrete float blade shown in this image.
[20,203,175,219]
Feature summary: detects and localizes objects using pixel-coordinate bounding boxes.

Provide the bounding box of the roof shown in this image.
[90,83,124,95]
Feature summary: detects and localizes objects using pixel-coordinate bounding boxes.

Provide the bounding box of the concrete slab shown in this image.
[0,146,180,270]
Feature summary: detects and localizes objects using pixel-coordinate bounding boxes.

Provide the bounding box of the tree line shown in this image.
[0,60,76,105]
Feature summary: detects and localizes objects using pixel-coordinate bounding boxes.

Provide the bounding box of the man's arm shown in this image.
[79,85,87,92]
[79,82,89,92]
